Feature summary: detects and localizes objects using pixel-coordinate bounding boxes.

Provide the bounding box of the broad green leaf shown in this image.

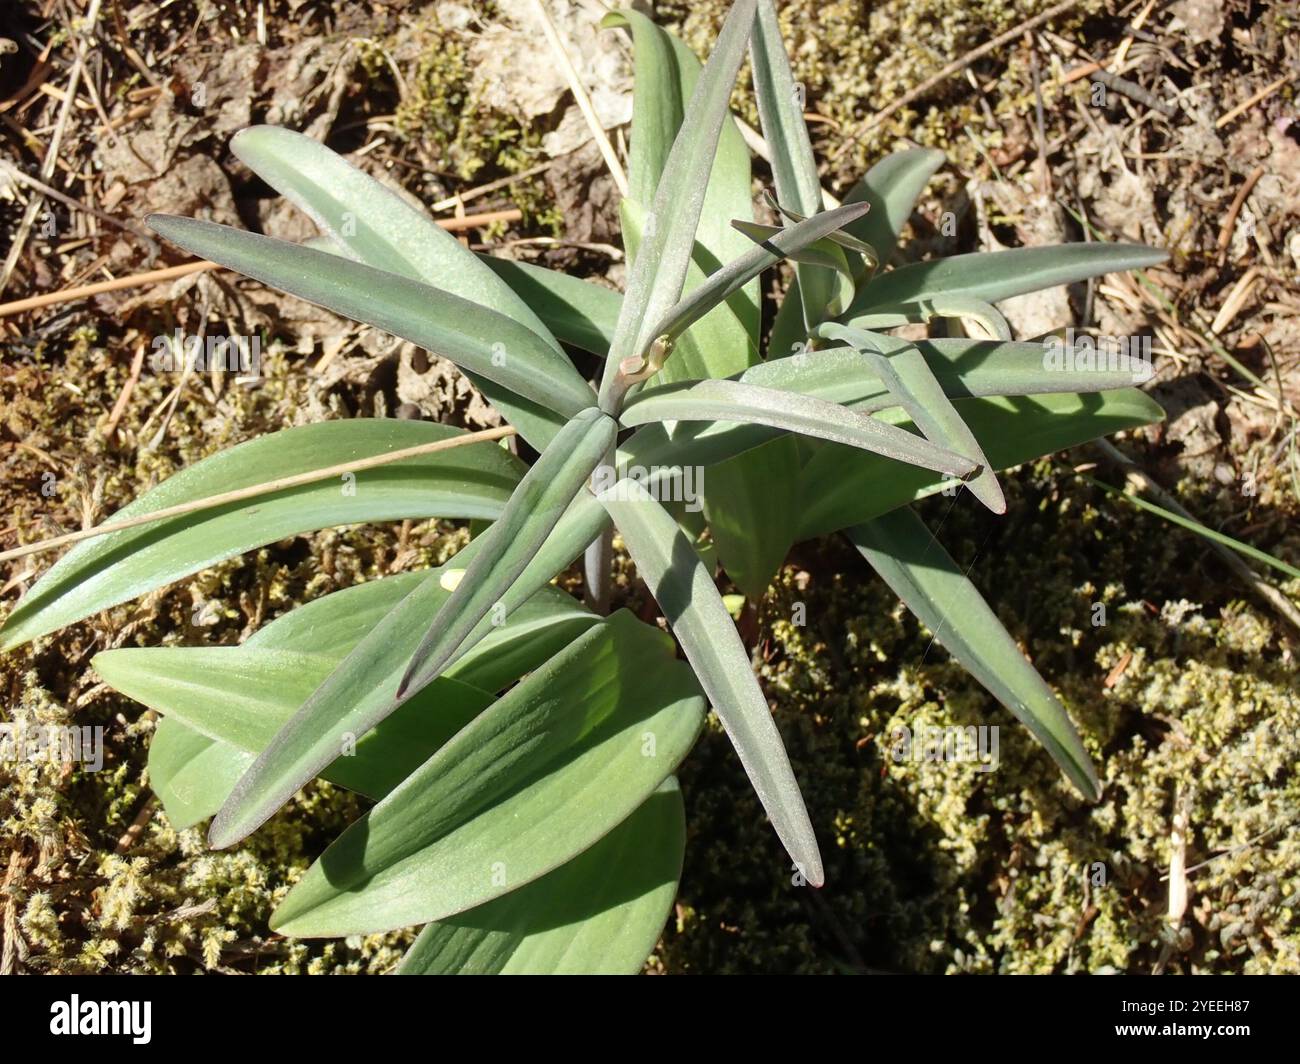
[703,438,801,598]
[134,571,596,829]
[841,148,946,267]
[598,0,759,402]
[597,477,822,885]
[478,256,621,356]
[797,388,1166,539]
[99,646,492,802]
[270,610,705,936]
[147,718,253,831]
[399,778,684,975]
[848,243,1169,316]
[847,507,1101,799]
[400,408,617,696]
[619,378,978,477]
[818,323,1005,514]
[0,420,523,652]
[148,216,594,423]
[206,489,610,849]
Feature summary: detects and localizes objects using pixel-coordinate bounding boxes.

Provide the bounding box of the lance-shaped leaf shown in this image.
[108,576,595,829]
[750,0,840,329]
[599,0,758,402]
[0,420,522,651]
[604,6,760,346]
[126,564,595,827]
[399,778,685,975]
[222,126,583,449]
[478,256,621,356]
[847,507,1101,799]
[849,242,1169,316]
[399,407,617,697]
[619,377,978,477]
[818,323,1005,514]
[841,148,946,268]
[270,610,705,936]
[148,215,595,421]
[206,489,610,849]
[646,202,869,347]
[596,477,822,885]
[797,388,1165,539]
[619,337,1153,473]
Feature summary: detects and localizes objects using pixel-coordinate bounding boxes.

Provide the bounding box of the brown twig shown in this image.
[0,426,518,565]
[1216,165,1266,263]
[1215,72,1297,130]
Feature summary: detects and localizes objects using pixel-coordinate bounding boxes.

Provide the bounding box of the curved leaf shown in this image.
[841,148,946,267]
[620,378,978,477]
[0,420,523,651]
[797,388,1166,539]
[148,215,595,422]
[270,610,705,936]
[597,477,822,886]
[847,507,1100,800]
[398,778,684,975]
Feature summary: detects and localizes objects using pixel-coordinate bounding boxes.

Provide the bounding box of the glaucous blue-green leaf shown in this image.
[597,477,822,886]
[206,489,610,849]
[398,778,685,975]
[400,407,616,696]
[841,148,946,267]
[847,507,1101,799]
[227,126,587,448]
[848,243,1169,316]
[797,388,1166,538]
[0,420,523,652]
[270,610,705,936]
[598,0,759,403]
[133,570,595,829]
[819,323,1005,514]
[620,378,977,477]
[148,216,594,425]
[605,5,760,346]
[479,256,621,356]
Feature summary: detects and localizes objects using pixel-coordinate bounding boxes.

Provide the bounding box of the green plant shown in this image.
[1,0,1167,974]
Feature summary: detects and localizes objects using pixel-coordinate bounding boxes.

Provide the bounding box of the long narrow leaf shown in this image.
[847,507,1101,799]
[598,0,759,402]
[148,215,594,420]
[206,489,609,849]
[597,477,823,884]
[0,421,522,651]
[399,407,616,696]
[819,323,1006,513]
[619,377,978,477]
[841,148,946,268]
[849,242,1169,316]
